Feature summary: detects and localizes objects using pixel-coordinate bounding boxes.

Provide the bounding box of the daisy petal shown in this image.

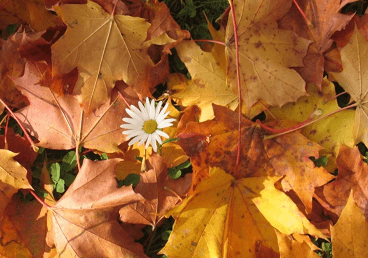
[120,123,142,130]
[128,133,145,146]
[139,134,149,146]
[138,101,149,120]
[126,108,144,123]
[155,101,163,120]
[122,117,143,126]
[149,98,155,119]
[152,132,162,145]
[130,105,146,120]
[151,137,157,152]
[146,134,152,149]
[156,130,170,139]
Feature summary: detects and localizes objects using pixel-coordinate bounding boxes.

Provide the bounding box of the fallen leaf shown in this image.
[331,190,368,258]
[14,62,135,153]
[0,149,32,219]
[120,154,191,228]
[0,0,60,33]
[49,158,147,257]
[331,25,368,146]
[160,168,324,258]
[276,231,320,258]
[279,0,354,87]
[267,77,355,170]
[174,39,238,122]
[178,104,334,212]
[225,0,310,109]
[52,0,154,112]
[316,145,368,220]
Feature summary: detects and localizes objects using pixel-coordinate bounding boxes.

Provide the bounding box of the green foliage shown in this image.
[123,174,140,187]
[310,156,328,167]
[168,160,191,179]
[313,238,332,258]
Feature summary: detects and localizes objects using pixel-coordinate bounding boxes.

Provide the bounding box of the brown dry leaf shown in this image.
[276,231,320,258]
[0,0,61,33]
[49,158,147,257]
[331,25,368,146]
[173,39,238,122]
[225,0,310,109]
[1,195,49,258]
[160,168,325,258]
[331,190,368,258]
[14,62,136,153]
[279,0,354,87]
[52,0,154,113]
[120,154,191,228]
[178,105,334,213]
[316,145,368,220]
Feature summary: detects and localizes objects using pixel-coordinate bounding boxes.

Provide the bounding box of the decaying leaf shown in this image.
[225,0,310,109]
[178,104,334,213]
[279,0,354,87]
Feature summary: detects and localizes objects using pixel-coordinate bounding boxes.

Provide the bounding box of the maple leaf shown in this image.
[178,104,334,212]
[52,0,154,113]
[276,231,321,258]
[267,77,355,170]
[225,0,310,109]
[120,154,191,228]
[0,149,32,220]
[331,25,368,146]
[173,39,238,121]
[0,0,61,33]
[279,0,354,87]
[315,145,368,220]
[160,168,324,258]
[331,190,368,258]
[14,62,135,153]
[49,158,147,257]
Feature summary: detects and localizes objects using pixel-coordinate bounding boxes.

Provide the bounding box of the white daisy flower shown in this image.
[121,97,176,152]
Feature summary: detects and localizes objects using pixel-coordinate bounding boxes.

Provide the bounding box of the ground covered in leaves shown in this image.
[1,0,368,257]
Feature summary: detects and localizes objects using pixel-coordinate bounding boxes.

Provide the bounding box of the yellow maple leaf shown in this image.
[52,0,154,113]
[225,0,310,109]
[267,77,355,171]
[331,25,368,146]
[173,39,238,122]
[160,168,325,258]
[331,190,368,258]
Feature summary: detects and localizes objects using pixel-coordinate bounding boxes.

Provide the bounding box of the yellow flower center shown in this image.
[143,119,158,134]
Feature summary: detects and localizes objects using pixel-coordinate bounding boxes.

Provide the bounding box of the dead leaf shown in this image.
[49,158,147,257]
[279,0,354,87]
[160,168,324,258]
[52,0,154,112]
[331,190,368,258]
[14,62,136,153]
[331,25,368,146]
[316,145,368,220]
[174,39,238,122]
[178,104,334,212]
[225,0,310,109]
[120,154,191,228]
[276,231,320,258]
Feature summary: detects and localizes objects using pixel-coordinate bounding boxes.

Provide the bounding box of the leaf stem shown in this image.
[228,0,242,174]
[29,190,52,209]
[0,98,39,152]
[76,144,81,171]
[193,39,227,46]
[263,103,358,139]
[292,0,314,28]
